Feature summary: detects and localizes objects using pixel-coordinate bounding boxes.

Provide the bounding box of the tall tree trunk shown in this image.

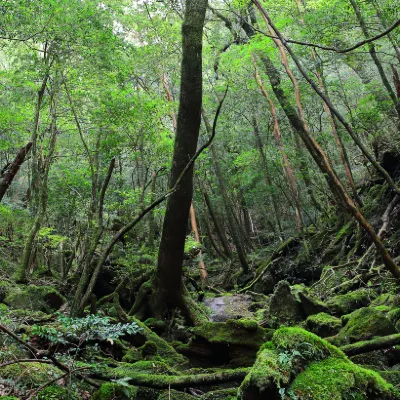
[151,0,208,319]
[0,142,32,202]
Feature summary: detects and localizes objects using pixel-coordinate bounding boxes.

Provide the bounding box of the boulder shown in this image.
[334,307,396,345]
[238,327,398,400]
[306,312,342,338]
[266,281,305,328]
[204,294,253,322]
[327,289,376,315]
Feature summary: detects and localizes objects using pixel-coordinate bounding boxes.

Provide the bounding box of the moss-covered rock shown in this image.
[306,312,342,338]
[290,357,398,399]
[190,319,272,348]
[335,307,396,345]
[327,289,376,315]
[266,281,305,328]
[92,383,137,400]
[4,285,65,313]
[0,362,62,390]
[238,327,399,399]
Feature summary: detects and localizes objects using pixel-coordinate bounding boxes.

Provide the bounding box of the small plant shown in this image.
[278,349,302,368]
[30,314,142,345]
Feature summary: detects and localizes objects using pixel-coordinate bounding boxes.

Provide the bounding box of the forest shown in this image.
[1,0,400,398]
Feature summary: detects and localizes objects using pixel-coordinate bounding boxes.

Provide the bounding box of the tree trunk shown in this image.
[151,0,208,318]
[0,142,32,202]
[189,202,208,283]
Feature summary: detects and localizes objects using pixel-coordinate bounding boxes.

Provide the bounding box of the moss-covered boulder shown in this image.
[306,312,342,337]
[237,327,399,400]
[185,319,273,367]
[266,281,305,328]
[4,285,65,313]
[327,289,376,315]
[290,357,398,400]
[334,307,396,345]
[93,383,137,400]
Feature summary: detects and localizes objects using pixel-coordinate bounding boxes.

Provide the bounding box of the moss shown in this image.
[379,370,400,387]
[0,397,19,399]
[272,327,346,360]
[227,318,259,331]
[157,389,195,399]
[237,348,291,399]
[327,289,376,315]
[266,281,305,328]
[1,362,62,389]
[290,357,399,399]
[200,388,237,399]
[4,285,65,313]
[335,307,396,345]
[336,222,353,241]
[127,317,186,365]
[371,294,396,307]
[103,361,178,381]
[144,318,167,332]
[37,385,78,399]
[122,348,142,363]
[388,308,400,325]
[92,383,137,400]
[191,320,273,348]
[306,312,342,338]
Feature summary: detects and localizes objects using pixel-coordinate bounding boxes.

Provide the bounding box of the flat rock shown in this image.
[204,295,253,322]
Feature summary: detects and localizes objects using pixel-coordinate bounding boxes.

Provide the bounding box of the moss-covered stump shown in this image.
[4,285,65,313]
[266,281,305,328]
[183,319,273,367]
[334,307,396,345]
[237,327,399,400]
[306,312,342,337]
[327,289,376,315]
[93,383,137,400]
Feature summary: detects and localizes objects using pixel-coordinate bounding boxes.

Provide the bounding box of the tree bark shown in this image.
[152,0,208,317]
[0,142,32,202]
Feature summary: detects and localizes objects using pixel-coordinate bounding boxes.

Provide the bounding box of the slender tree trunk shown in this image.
[189,202,208,283]
[203,111,250,273]
[148,170,157,249]
[0,142,32,202]
[252,60,303,232]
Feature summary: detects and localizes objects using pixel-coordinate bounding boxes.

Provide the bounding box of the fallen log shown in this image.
[341,333,400,356]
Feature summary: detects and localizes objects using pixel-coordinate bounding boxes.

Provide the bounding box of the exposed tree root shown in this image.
[341,333,400,357]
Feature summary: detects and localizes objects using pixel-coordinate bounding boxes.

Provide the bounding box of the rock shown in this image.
[266,281,305,328]
[306,312,342,338]
[297,291,329,316]
[204,294,253,322]
[327,289,376,315]
[4,285,65,313]
[238,327,398,400]
[335,307,396,345]
[183,319,273,367]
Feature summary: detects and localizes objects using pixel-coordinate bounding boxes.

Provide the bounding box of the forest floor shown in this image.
[2,180,400,399]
